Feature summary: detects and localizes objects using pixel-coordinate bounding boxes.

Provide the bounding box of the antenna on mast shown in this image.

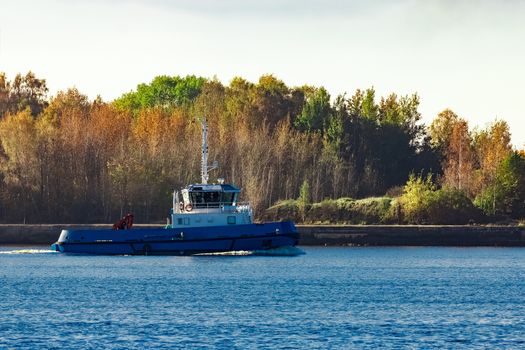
[200,116,218,184]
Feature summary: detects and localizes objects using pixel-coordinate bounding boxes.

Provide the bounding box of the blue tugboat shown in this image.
[51,118,298,255]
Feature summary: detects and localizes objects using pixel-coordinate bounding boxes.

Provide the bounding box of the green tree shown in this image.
[294,87,332,133]
[298,179,310,221]
[322,89,434,197]
[114,75,206,113]
[475,152,525,217]
[379,93,424,144]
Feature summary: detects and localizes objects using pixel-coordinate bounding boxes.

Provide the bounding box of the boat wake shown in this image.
[196,246,305,257]
[0,247,305,256]
[253,246,306,256]
[0,249,58,255]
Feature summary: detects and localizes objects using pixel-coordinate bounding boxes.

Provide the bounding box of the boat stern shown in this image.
[281,220,298,235]
[278,220,299,243]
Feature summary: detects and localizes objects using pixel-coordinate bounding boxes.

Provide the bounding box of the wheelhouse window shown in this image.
[190,191,221,208]
[221,192,235,206]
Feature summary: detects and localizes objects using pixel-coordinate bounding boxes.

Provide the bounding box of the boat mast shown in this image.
[201,117,218,184]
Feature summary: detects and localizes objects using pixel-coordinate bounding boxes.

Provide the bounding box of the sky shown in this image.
[1,0,524,146]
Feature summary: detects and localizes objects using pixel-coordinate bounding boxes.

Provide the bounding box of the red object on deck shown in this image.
[113,213,134,230]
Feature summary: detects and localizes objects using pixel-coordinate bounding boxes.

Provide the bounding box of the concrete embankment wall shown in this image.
[0,224,159,245]
[0,224,524,246]
[298,225,525,246]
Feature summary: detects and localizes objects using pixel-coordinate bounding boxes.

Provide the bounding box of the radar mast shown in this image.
[200,117,218,184]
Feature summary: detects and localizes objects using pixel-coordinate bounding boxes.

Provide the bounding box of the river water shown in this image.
[1,246,525,349]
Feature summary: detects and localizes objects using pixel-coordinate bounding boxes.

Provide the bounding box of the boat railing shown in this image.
[176,202,252,214]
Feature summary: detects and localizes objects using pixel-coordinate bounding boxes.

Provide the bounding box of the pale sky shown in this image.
[1,0,524,146]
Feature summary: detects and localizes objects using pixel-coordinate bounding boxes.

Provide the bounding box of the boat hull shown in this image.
[51,221,298,255]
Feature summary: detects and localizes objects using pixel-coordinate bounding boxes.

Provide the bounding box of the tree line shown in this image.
[0,71,523,224]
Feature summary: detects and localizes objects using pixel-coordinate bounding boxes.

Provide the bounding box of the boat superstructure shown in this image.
[170,118,253,228]
[172,183,252,227]
[51,117,298,255]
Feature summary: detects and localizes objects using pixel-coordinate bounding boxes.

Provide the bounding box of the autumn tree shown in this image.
[429,110,476,194]
[470,121,514,216]
[0,72,520,224]
[0,109,39,222]
[473,120,512,192]
[0,71,48,117]
[250,75,302,127]
[224,77,255,127]
[442,118,476,193]
[429,109,459,151]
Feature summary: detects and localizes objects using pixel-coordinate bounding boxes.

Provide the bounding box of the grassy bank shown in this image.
[263,197,399,225]
[263,195,493,225]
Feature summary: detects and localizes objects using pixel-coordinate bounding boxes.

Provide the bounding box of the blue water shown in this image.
[1,246,525,349]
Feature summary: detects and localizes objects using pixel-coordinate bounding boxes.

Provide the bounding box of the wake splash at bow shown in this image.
[0,249,58,255]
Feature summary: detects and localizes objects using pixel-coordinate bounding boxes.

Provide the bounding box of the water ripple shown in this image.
[1,246,525,349]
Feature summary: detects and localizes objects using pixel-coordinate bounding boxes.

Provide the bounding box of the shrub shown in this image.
[266,186,482,225]
[427,187,483,224]
[307,199,341,223]
[400,174,483,224]
[263,199,300,222]
[386,186,404,198]
[399,173,435,224]
[304,197,394,224]
[349,197,394,224]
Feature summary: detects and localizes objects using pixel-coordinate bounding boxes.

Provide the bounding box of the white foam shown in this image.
[0,249,58,255]
[195,250,253,256]
[195,246,305,257]
[252,246,306,256]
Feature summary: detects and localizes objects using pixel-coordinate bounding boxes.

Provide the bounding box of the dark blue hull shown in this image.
[51,221,298,255]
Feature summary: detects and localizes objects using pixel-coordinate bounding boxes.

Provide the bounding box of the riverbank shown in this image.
[299,225,525,246]
[0,224,158,245]
[0,224,524,246]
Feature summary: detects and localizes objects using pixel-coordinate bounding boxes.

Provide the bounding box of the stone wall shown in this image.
[1,224,524,246]
[298,225,525,246]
